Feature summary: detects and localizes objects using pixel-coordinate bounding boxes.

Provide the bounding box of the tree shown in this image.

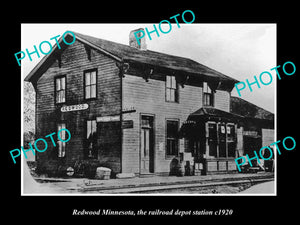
[24,82,35,134]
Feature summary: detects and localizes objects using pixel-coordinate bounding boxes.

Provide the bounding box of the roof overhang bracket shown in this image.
[207,80,221,93]
[143,67,154,82]
[175,72,189,88]
[54,53,62,68]
[84,45,91,61]
[116,61,130,78]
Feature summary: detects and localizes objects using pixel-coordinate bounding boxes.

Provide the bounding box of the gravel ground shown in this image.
[133,183,253,194]
[23,162,274,195]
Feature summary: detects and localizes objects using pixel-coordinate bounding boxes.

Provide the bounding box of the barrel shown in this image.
[176,163,185,177]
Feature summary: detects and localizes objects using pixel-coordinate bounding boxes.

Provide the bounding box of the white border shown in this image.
[21,23,277,196]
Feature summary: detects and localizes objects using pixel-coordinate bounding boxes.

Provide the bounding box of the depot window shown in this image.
[166,75,178,102]
[57,123,66,158]
[203,82,214,106]
[84,69,97,99]
[207,122,236,158]
[166,119,179,156]
[85,119,97,159]
[55,76,66,104]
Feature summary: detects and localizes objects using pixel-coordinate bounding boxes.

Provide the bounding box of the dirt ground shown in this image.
[133,183,253,194]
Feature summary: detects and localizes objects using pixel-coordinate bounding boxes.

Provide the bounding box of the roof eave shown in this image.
[123,58,239,85]
[24,32,123,83]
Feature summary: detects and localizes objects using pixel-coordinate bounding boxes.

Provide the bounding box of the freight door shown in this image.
[140,115,154,174]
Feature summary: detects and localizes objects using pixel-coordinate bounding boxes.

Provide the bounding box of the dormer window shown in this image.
[203,82,214,106]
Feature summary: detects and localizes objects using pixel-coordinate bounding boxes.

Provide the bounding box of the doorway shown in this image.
[140,115,154,174]
[243,135,262,166]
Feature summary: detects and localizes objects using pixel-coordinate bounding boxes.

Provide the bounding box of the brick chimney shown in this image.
[129,28,147,50]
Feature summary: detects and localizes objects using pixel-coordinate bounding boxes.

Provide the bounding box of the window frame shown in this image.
[86,119,98,159]
[207,122,218,158]
[226,123,236,158]
[55,75,66,104]
[206,121,236,159]
[84,69,97,100]
[203,82,214,106]
[165,119,180,158]
[57,123,66,158]
[86,119,97,139]
[165,75,179,103]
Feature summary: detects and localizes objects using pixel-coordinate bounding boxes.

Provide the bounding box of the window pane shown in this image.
[141,118,149,128]
[61,77,65,89]
[204,93,212,106]
[207,94,211,105]
[56,77,66,103]
[85,86,90,99]
[166,120,179,156]
[58,141,63,157]
[166,89,170,101]
[58,91,63,102]
[207,85,211,93]
[171,76,176,89]
[61,90,65,102]
[141,129,145,157]
[91,85,96,98]
[62,142,66,157]
[167,139,171,155]
[203,82,207,92]
[204,82,212,93]
[208,123,217,139]
[91,71,96,84]
[167,121,178,138]
[56,78,61,90]
[92,120,97,134]
[170,89,175,102]
[85,73,90,85]
[57,90,65,103]
[166,76,171,88]
[228,142,236,157]
[227,125,235,139]
[87,120,91,138]
[209,141,217,157]
[167,139,177,155]
[219,124,226,138]
[56,92,60,103]
[57,123,66,158]
[219,142,227,157]
[60,128,66,140]
[145,129,150,157]
[203,94,207,105]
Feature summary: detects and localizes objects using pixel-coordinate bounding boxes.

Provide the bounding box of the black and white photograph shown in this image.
[21,23,276,195]
[3,4,299,223]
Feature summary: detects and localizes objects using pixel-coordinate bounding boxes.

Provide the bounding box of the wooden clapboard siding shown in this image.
[35,40,122,173]
[122,74,203,174]
[122,72,232,174]
[214,90,230,112]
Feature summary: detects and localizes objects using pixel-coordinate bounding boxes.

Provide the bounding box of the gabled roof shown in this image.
[25,31,239,84]
[72,32,238,82]
[230,96,274,121]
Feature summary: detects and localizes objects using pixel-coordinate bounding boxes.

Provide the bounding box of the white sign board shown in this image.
[61,104,88,112]
[96,115,120,122]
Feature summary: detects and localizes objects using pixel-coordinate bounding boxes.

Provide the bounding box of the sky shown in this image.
[21,23,276,113]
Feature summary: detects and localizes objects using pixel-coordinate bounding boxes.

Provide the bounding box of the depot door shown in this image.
[140,115,154,174]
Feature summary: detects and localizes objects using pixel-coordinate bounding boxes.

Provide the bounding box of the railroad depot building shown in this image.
[24,29,274,177]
